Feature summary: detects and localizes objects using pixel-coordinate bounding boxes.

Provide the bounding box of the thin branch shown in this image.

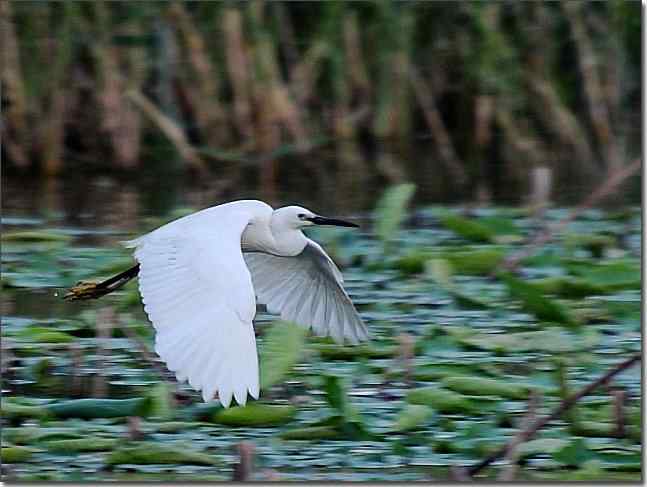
[497,390,541,481]
[467,353,641,477]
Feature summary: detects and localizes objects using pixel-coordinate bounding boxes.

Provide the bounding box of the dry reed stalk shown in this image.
[127,89,208,175]
[117,23,147,168]
[612,388,627,438]
[290,40,328,107]
[127,416,145,441]
[272,3,299,74]
[521,3,598,179]
[375,142,406,183]
[222,7,253,139]
[408,65,467,186]
[343,11,371,105]
[233,441,255,481]
[562,1,619,170]
[262,41,310,150]
[1,0,30,168]
[247,3,281,201]
[168,1,227,145]
[92,2,144,169]
[41,3,76,176]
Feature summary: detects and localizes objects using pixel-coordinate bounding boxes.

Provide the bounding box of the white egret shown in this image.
[65,200,368,407]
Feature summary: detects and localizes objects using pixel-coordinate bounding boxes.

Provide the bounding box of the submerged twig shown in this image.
[466,353,641,477]
[497,390,541,481]
[233,441,255,481]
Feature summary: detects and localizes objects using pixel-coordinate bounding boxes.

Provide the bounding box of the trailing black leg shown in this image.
[64,264,141,301]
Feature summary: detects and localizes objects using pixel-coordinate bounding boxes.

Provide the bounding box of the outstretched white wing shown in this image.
[128,210,258,407]
[244,241,368,344]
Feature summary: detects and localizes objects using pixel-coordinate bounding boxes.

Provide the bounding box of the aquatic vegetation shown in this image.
[0,204,641,481]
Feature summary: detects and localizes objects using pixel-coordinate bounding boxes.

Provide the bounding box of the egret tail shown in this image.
[64,264,140,300]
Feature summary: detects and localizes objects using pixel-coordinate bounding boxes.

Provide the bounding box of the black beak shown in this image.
[308,216,359,228]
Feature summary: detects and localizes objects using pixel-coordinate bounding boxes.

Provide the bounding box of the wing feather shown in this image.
[244,241,368,344]
[132,209,259,407]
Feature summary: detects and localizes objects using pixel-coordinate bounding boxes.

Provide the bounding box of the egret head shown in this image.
[274,206,359,230]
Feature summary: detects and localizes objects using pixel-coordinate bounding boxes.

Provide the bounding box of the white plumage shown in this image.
[125,200,367,407]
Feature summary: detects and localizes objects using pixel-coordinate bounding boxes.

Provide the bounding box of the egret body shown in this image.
[69,200,367,407]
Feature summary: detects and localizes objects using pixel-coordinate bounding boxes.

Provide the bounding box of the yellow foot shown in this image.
[63,281,104,301]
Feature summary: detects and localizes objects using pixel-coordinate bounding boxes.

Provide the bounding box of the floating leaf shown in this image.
[14,327,75,344]
[517,438,569,457]
[393,404,433,432]
[147,382,173,419]
[211,403,296,427]
[2,427,83,445]
[106,442,219,466]
[443,248,505,275]
[259,320,307,389]
[436,211,494,242]
[427,258,453,288]
[441,376,529,400]
[406,387,480,415]
[323,376,370,439]
[45,397,151,419]
[2,230,72,243]
[1,402,51,421]
[42,438,118,453]
[531,277,609,298]
[499,272,577,326]
[312,343,394,360]
[1,446,36,463]
[567,260,640,291]
[374,184,416,248]
[461,329,598,354]
[553,438,595,467]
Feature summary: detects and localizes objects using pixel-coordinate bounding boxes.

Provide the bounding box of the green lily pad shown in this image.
[211,403,296,427]
[443,248,505,275]
[393,404,433,432]
[42,438,118,453]
[406,387,480,415]
[500,272,578,326]
[14,327,75,344]
[437,211,494,243]
[374,183,416,249]
[260,320,307,389]
[45,397,152,419]
[1,402,51,421]
[460,329,598,353]
[441,376,529,399]
[106,442,219,466]
[1,446,37,463]
[2,230,72,243]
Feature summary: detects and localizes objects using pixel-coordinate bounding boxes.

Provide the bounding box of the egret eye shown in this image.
[298,213,306,219]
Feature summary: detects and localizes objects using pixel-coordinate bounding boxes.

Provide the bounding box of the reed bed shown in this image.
[2,1,641,196]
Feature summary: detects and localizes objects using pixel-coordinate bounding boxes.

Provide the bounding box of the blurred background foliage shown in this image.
[1,0,642,210]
